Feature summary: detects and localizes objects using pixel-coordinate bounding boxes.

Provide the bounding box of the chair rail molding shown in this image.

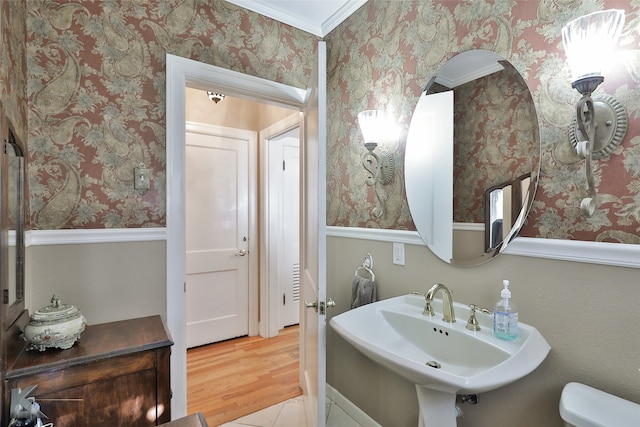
[26,228,167,246]
[326,226,640,269]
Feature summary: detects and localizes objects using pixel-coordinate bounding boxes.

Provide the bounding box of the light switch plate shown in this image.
[134,165,150,191]
[393,242,405,266]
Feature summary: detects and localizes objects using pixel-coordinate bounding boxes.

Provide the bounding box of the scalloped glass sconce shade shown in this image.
[562,9,625,83]
[358,110,385,151]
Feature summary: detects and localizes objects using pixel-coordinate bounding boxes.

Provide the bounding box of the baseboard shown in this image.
[326,383,382,427]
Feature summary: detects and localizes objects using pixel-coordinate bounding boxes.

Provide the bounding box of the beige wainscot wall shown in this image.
[326,235,639,427]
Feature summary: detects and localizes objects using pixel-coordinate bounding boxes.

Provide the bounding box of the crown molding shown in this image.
[225,0,367,37]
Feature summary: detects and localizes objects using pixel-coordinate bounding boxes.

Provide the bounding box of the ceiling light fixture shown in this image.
[207,91,225,104]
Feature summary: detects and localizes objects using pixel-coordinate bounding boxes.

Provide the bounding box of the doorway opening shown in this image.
[165,53,309,419]
[183,90,301,343]
[183,90,303,423]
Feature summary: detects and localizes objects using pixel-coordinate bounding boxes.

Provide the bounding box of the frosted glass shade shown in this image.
[562,9,625,82]
[358,110,385,150]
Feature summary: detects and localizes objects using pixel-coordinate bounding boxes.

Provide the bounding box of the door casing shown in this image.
[166,53,307,418]
[259,114,302,338]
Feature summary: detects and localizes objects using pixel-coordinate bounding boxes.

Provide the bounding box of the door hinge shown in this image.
[184,282,186,293]
[283,293,286,305]
[3,289,8,304]
[283,160,286,171]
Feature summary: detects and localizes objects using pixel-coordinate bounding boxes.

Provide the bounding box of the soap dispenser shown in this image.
[494,279,518,341]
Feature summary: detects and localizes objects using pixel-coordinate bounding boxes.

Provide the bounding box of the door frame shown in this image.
[259,114,302,338]
[166,53,307,418]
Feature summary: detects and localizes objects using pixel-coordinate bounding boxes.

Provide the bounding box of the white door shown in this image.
[185,127,251,348]
[300,40,327,427]
[279,136,300,328]
[405,90,453,261]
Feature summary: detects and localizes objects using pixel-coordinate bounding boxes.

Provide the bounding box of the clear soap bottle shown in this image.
[494,279,518,341]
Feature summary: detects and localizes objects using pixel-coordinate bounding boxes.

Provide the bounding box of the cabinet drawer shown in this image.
[8,351,158,395]
[29,368,161,427]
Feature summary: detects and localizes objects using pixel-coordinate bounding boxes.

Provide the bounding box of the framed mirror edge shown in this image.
[1,109,27,330]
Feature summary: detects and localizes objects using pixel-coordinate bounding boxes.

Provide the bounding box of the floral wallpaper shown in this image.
[1,0,28,139]
[7,0,640,244]
[24,0,317,229]
[326,0,640,243]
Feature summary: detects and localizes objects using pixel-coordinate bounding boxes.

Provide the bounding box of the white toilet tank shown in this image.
[560,382,640,427]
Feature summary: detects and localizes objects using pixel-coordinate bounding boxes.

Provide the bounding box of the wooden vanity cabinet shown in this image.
[4,315,173,426]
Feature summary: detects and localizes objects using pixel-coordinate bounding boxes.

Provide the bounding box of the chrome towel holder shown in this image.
[355,253,375,281]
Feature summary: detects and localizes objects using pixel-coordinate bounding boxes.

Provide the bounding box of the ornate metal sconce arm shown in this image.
[575,94,597,217]
[362,150,395,218]
[357,110,397,218]
[362,151,380,186]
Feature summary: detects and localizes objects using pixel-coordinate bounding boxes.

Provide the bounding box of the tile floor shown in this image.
[219,395,361,427]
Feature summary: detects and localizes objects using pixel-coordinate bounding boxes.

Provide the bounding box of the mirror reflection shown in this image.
[4,123,25,324]
[405,50,540,266]
[485,173,531,252]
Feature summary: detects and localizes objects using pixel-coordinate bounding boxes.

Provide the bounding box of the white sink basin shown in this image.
[330,293,550,426]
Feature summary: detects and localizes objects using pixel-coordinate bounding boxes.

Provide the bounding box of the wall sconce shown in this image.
[358,110,396,218]
[562,9,628,217]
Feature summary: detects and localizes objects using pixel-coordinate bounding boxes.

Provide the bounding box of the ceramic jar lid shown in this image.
[23,295,87,351]
[30,295,81,322]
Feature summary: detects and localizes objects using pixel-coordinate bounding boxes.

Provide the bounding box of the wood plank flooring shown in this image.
[187,326,302,426]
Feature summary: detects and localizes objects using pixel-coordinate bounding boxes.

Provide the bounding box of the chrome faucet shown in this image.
[423,283,456,323]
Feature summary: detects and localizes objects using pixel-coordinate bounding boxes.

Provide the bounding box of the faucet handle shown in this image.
[421,292,436,316]
[466,304,491,331]
[410,292,435,316]
[423,300,435,317]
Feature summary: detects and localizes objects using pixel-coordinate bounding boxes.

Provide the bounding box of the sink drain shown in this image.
[426,360,441,369]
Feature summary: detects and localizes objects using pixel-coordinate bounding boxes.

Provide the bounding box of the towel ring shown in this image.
[355,266,375,281]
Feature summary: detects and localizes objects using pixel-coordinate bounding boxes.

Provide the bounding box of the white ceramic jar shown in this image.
[23,295,87,351]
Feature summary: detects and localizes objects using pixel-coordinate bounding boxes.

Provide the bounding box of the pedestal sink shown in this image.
[329,293,550,427]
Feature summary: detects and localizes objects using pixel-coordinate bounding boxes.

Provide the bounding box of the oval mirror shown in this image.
[405,50,540,266]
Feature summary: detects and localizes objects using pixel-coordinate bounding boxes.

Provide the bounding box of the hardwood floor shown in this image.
[187,326,302,426]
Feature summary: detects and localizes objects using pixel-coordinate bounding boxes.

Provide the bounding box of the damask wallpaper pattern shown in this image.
[1,0,27,138]
[25,0,316,229]
[18,0,640,244]
[326,0,640,243]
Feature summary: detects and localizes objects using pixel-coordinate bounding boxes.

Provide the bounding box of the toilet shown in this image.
[560,382,640,427]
